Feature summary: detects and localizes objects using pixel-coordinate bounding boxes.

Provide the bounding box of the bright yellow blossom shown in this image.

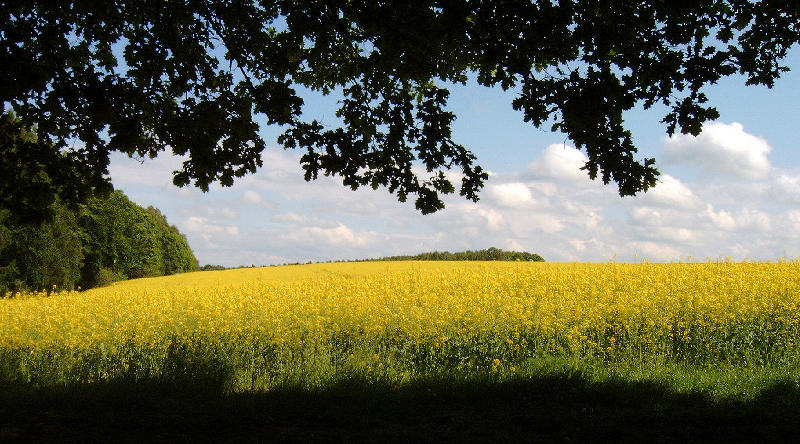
[1,260,798,389]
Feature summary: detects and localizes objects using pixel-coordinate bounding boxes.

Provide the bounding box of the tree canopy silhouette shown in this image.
[2,1,798,216]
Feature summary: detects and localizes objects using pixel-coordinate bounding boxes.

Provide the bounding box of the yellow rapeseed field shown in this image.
[2,261,799,389]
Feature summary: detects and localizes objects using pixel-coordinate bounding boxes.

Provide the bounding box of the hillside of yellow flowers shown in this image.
[2,261,799,391]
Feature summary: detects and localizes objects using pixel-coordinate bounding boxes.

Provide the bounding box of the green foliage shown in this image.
[89,267,127,289]
[78,191,199,288]
[0,112,198,293]
[145,207,200,276]
[0,212,13,293]
[80,191,163,283]
[376,247,545,262]
[0,111,110,223]
[0,204,83,294]
[0,191,198,293]
[2,2,798,215]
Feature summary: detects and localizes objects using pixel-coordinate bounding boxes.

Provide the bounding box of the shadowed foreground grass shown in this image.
[2,359,799,442]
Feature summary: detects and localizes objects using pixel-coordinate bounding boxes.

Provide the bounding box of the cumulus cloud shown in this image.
[107,151,185,188]
[272,212,340,229]
[240,190,263,204]
[529,144,589,183]
[175,204,237,221]
[458,204,507,231]
[107,126,798,266]
[627,241,683,261]
[646,227,697,243]
[630,207,666,225]
[512,212,565,234]
[569,239,587,252]
[787,210,800,231]
[488,182,535,208]
[703,205,771,232]
[769,173,800,204]
[584,211,601,230]
[184,216,240,242]
[272,212,306,225]
[640,175,700,209]
[703,205,737,231]
[305,224,372,247]
[663,122,772,179]
[735,209,772,232]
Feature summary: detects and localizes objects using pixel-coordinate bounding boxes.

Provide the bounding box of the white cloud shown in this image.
[704,205,737,231]
[272,212,306,225]
[304,224,372,247]
[627,241,683,261]
[459,204,507,231]
[703,205,771,232]
[107,127,799,266]
[584,211,601,230]
[488,182,534,208]
[504,238,527,252]
[529,144,590,183]
[647,227,697,243]
[663,122,772,179]
[528,181,558,197]
[241,190,263,204]
[736,209,772,232]
[523,213,565,234]
[630,207,665,225]
[176,204,237,220]
[769,174,800,204]
[273,212,339,229]
[184,216,240,242]
[787,211,800,231]
[569,239,587,252]
[108,151,185,188]
[640,174,700,209]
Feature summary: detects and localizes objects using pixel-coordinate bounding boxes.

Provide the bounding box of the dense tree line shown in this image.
[375,247,544,262]
[0,190,198,295]
[0,113,198,295]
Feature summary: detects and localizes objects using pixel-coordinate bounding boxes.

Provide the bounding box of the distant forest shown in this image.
[199,247,545,271]
[374,247,544,262]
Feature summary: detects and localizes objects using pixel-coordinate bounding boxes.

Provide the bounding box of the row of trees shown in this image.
[0,112,198,295]
[0,190,198,295]
[376,247,545,262]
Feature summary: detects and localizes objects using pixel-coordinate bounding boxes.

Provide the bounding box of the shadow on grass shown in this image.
[1,371,799,442]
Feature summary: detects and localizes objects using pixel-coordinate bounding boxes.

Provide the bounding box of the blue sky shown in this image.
[109,47,800,266]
